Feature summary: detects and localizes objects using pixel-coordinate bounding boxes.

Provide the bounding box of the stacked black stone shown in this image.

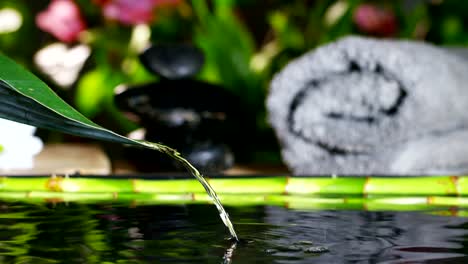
[115,44,239,173]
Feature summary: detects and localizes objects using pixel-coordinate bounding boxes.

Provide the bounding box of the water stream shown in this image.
[143,142,239,241]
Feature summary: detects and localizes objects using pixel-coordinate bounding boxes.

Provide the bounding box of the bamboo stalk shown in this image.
[286,177,367,195]
[2,176,468,196]
[365,177,459,195]
[1,192,468,212]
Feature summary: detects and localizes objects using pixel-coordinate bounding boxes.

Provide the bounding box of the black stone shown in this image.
[122,142,234,173]
[115,80,239,128]
[114,80,241,173]
[139,43,204,79]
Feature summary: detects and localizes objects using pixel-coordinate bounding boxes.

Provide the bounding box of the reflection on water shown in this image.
[1,200,468,263]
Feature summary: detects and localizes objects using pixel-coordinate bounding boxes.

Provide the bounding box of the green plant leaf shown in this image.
[0,53,163,151]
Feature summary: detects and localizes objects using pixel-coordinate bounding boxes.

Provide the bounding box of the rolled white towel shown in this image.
[267,36,468,175]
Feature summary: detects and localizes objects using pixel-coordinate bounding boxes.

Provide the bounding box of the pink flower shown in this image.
[36,0,86,43]
[96,0,180,25]
[353,4,397,37]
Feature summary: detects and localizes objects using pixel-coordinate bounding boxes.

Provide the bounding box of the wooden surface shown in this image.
[2,143,111,175]
[223,164,289,175]
[113,159,289,176]
[3,143,288,176]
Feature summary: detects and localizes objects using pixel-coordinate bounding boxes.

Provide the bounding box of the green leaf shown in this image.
[0,53,163,151]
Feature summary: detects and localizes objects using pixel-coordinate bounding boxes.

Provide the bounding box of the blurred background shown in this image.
[0,0,466,172]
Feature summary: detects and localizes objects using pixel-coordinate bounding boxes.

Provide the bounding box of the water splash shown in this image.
[223,241,237,264]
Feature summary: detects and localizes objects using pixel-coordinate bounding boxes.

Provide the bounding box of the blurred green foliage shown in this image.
[1,0,468,160]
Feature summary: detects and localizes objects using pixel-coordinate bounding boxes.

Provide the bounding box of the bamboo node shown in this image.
[450,176,460,196]
[284,176,290,195]
[132,179,139,193]
[427,196,435,205]
[46,175,64,192]
[363,177,371,197]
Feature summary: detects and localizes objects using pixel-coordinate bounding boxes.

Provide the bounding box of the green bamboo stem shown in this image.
[1,192,468,213]
[1,176,468,196]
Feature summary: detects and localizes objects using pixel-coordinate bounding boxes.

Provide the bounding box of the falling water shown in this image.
[141,141,239,241]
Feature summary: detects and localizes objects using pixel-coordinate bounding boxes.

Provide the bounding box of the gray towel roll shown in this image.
[267,36,468,175]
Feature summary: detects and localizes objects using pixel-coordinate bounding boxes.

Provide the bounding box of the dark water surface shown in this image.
[1,200,468,263]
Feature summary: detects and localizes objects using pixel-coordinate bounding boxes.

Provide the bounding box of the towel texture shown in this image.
[267,36,468,175]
